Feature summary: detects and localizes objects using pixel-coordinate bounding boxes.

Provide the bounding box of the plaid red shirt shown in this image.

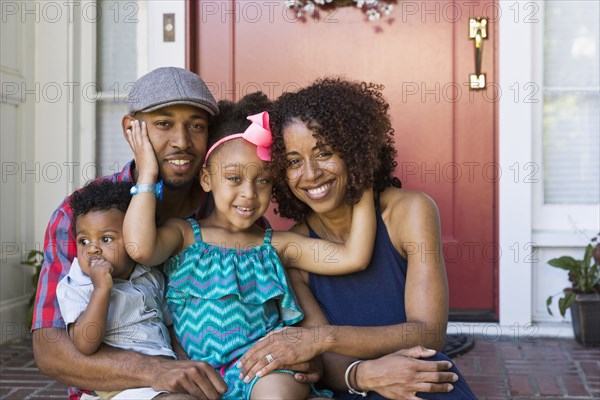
[32,161,211,399]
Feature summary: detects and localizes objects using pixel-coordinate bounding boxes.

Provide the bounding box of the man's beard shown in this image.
[161,175,197,191]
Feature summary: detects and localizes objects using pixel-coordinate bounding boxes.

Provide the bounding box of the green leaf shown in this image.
[558,291,575,318]
[577,268,588,292]
[546,296,554,316]
[583,244,593,269]
[548,256,579,271]
[590,265,600,288]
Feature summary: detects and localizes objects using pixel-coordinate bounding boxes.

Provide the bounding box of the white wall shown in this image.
[0,1,37,342]
[1,0,95,343]
[498,1,534,326]
[147,1,186,70]
[499,1,599,331]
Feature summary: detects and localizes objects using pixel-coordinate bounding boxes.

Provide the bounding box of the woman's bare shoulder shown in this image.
[379,188,441,249]
[380,187,439,219]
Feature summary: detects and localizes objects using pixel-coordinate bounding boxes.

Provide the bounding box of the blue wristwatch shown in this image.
[130,180,163,201]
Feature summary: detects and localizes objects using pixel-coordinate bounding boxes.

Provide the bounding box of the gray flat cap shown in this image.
[127,67,218,116]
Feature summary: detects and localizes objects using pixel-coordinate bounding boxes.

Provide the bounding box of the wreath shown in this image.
[286,0,396,21]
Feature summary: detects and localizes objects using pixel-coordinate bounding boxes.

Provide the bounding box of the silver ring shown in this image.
[265,353,274,364]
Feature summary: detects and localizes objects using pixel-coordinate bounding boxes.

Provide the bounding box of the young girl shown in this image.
[123,93,376,399]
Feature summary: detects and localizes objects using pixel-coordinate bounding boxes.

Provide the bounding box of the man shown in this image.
[32,67,228,399]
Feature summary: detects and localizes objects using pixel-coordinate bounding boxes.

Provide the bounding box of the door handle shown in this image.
[469,18,487,90]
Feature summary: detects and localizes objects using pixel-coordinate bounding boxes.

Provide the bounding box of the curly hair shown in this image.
[270,77,400,222]
[70,180,133,230]
[206,92,272,163]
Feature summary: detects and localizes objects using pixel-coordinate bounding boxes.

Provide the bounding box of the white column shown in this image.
[498,1,536,326]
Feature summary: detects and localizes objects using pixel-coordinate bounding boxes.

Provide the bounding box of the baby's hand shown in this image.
[125,120,159,182]
[89,258,114,291]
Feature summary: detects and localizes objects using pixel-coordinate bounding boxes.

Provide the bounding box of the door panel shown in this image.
[191,0,498,319]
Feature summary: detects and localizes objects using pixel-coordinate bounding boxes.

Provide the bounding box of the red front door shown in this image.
[189,0,498,320]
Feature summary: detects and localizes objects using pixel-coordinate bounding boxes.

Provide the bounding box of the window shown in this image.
[95,0,146,175]
[532,0,599,234]
[542,1,599,205]
[94,0,185,176]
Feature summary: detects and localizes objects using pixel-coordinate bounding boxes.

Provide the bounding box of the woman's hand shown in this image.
[237,326,331,382]
[357,346,458,399]
[124,119,159,182]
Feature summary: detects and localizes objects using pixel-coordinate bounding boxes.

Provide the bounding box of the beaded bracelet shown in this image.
[344,360,368,397]
[130,180,163,201]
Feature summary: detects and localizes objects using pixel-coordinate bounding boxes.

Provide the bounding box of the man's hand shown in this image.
[151,359,228,399]
[288,357,323,384]
[125,119,159,182]
[33,328,227,397]
[356,346,458,400]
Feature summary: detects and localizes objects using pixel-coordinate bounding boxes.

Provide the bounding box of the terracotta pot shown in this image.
[570,293,600,347]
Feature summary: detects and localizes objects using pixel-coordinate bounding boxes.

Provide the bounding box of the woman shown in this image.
[238,78,476,399]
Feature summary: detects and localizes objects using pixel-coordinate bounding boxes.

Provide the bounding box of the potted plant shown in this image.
[21,250,44,328]
[546,233,600,347]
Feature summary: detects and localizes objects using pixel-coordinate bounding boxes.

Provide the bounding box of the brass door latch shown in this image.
[469,18,487,90]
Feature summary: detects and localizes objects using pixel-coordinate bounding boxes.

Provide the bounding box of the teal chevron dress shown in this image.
[164,219,327,399]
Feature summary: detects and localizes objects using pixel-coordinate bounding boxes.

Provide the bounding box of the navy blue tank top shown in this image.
[308,198,409,327]
[306,198,477,400]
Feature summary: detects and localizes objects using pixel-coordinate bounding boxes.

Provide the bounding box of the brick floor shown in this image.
[1,335,599,399]
[454,336,600,400]
[0,336,68,399]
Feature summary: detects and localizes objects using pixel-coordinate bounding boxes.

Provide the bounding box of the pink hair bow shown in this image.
[243,111,272,161]
[204,111,272,165]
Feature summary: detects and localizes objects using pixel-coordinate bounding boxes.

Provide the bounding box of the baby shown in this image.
[57,180,180,400]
